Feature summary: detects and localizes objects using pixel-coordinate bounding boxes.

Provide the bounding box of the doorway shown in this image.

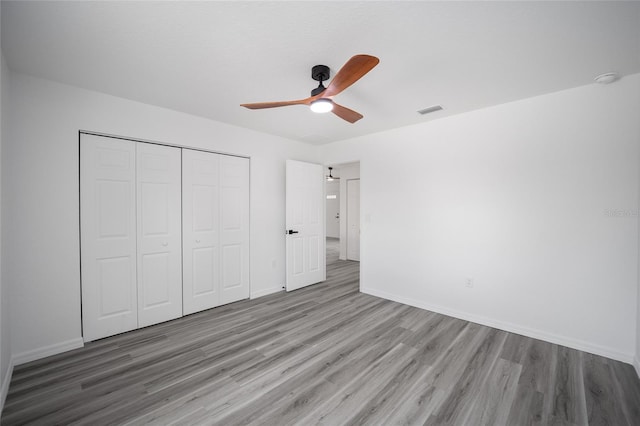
[324,162,360,264]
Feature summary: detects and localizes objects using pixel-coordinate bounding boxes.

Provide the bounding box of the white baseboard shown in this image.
[13,337,84,366]
[361,286,635,364]
[251,286,283,299]
[634,356,640,380]
[0,357,14,415]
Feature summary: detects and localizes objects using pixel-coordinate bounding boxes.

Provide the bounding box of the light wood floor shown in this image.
[2,238,640,425]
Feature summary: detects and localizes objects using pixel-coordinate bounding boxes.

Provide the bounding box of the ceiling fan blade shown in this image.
[322,55,379,98]
[240,98,311,109]
[331,102,363,123]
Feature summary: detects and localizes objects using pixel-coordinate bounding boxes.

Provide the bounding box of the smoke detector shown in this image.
[594,72,619,84]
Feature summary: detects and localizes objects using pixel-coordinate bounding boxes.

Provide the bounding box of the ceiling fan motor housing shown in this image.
[311,65,330,96]
[312,65,330,82]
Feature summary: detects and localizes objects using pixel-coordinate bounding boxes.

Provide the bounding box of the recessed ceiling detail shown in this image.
[417,105,444,115]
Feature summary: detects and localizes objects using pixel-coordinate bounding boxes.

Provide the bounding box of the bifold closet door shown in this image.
[136,143,183,327]
[182,150,220,314]
[219,155,250,304]
[81,135,138,341]
[182,151,249,315]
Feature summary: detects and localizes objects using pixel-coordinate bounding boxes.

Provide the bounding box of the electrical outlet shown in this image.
[465,277,474,288]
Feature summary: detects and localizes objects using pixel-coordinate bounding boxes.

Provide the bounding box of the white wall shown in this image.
[637,178,640,375]
[0,37,12,410]
[336,163,360,260]
[637,267,640,375]
[322,73,640,363]
[4,71,318,362]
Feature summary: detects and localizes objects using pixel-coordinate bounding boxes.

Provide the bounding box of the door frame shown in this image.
[325,180,340,239]
[323,161,361,262]
[346,178,361,261]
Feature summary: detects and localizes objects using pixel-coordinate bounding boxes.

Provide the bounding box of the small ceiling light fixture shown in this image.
[310,99,334,113]
[594,72,619,84]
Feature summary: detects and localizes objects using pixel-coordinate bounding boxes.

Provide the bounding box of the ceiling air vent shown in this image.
[417,105,443,115]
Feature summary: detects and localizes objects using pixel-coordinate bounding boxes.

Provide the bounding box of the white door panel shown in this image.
[81,134,138,341]
[182,150,221,314]
[347,179,360,261]
[192,247,216,295]
[219,155,250,304]
[136,143,182,327]
[308,235,320,271]
[183,152,249,313]
[182,150,220,314]
[286,160,325,291]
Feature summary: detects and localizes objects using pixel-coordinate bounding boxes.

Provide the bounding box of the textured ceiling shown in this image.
[2,1,639,145]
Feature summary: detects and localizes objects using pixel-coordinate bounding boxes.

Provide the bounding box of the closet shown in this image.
[80,133,249,342]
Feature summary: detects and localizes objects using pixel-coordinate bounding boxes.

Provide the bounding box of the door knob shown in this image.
[161,242,168,247]
[287,230,299,235]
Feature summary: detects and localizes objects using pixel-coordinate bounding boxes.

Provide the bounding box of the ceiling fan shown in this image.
[326,167,340,181]
[240,54,379,123]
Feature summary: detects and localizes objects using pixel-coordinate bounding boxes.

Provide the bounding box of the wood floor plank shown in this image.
[582,352,628,426]
[341,319,471,425]
[466,358,522,426]
[212,322,411,424]
[505,381,545,425]
[337,348,432,425]
[203,338,354,418]
[500,332,533,364]
[426,329,508,425]
[609,360,640,425]
[121,376,240,426]
[377,383,446,426]
[2,238,639,425]
[297,343,418,425]
[546,346,589,425]
[427,322,490,390]
[519,337,555,394]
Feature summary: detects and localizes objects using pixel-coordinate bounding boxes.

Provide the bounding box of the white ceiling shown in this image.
[2,1,639,145]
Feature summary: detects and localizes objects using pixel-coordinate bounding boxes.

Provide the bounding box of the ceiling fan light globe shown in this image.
[310,99,333,113]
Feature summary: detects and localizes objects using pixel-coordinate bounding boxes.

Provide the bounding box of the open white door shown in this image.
[286,160,325,291]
